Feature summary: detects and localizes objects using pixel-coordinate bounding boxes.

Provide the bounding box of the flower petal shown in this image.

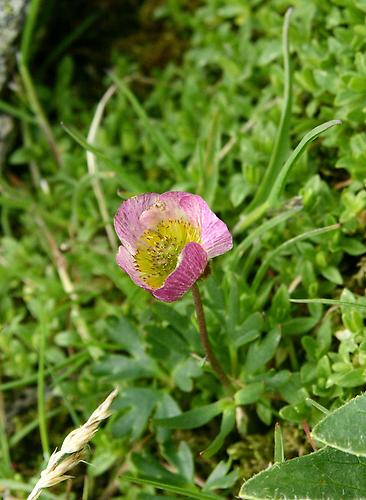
[173,193,233,258]
[114,193,159,251]
[139,191,187,229]
[152,242,208,302]
[116,245,151,291]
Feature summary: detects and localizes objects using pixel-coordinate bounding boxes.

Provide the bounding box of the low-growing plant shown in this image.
[1,0,366,499]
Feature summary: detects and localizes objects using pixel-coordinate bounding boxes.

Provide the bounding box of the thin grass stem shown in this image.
[0,99,35,122]
[110,72,187,181]
[18,55,63,168]
[35,215,101,360]
[274,422,285,463]
[232,203,302,259]
[37,313,50,460]
[86,84,118,252]
[247,8,293,211]
[290,298,366,310]
[252,223,340,291]
[0,373,12,477]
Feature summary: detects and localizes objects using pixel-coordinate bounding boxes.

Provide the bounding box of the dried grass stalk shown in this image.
[27,388,118,500]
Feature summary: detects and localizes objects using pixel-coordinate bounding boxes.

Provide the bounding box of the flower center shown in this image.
[134,219,201,289]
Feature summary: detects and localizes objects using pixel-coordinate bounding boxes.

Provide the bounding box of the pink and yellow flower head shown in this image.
[114,192,233,302]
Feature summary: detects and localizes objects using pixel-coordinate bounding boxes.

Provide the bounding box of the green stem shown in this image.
[37,315,50,459]
[18,54,63,168]
[252,223,340,291]
[246,7,293,212]
[274,422,285,463]
[191,283,232,389]
[0,373,12,477]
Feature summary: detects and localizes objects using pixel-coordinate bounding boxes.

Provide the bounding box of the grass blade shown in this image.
[18,54,63,168]
[155,400,225,429]
[274,422,285,463]
[232,203,302,260]
[306,398,330,415]
[247,8,293,211]
[20,0,42,65]
[201,111,221,206]
[290,298,366,310]
[0,421,12,477]
[267,119,341,206]
[86,84,119,252]
[110,73,187,181]
[37,313,50,460]
[121,475,223,499]
[252,223,340,291]
[61,122,144,192]
[235,120,341,234]
[0,99,35,123]
[41,13,99,70]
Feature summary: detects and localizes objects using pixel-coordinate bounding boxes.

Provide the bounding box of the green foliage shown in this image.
[2,0,366,498]
[240,395,366,499]
[312,394,366,456]
[239,446,366,500]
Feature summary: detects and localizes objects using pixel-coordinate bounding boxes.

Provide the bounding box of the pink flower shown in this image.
[114,192,233,302]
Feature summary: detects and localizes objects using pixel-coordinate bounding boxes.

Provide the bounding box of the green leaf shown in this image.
[92,354,156,381]
[234,382,265,406]
[201,407,236,458]
[112,388,159,440]
[312,395,366,456]
[204,460,239,491]
[270,284,290,322]
[154,400,227,429]
[320,266,343,284]
[245,329,281,374]
[341,238,366,256]
[327,368,366,388]
[173,357,202,392]
[162,441,195,483]
[239,447,366,499]
[131,452,190,487]
[107,318,144,356]
[282,316,319,336]
[229,173,251,207]
[233,312,264,348]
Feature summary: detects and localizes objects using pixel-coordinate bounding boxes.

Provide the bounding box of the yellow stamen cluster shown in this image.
[134,219,201,289]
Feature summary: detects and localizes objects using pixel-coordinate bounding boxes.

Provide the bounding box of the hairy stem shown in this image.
[191,283,232,389]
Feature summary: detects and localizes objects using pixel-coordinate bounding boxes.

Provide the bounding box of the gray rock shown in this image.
[0,0,27,92]
[0,0,28,166]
